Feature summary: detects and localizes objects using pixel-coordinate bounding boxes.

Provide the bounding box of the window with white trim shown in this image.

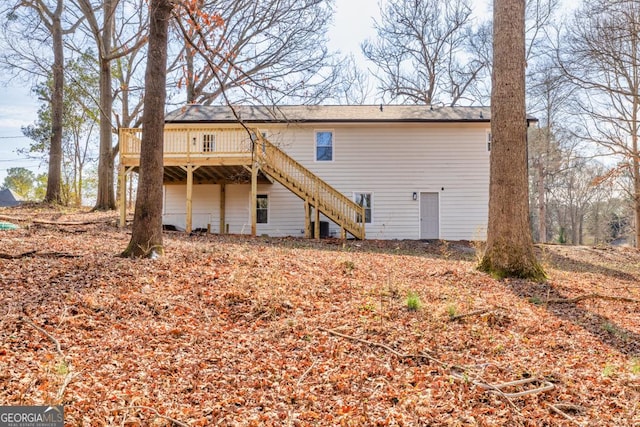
[256,194,268,224]
[315,131,333,161]
[486,131,492,151]
[354,192,372,224]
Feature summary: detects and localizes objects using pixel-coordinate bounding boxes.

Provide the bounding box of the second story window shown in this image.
[203,134,216,152]
[316,131,333,161]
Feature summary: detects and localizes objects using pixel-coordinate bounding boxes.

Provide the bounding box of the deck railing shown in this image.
[119,127,365,239]
[120,127,253,160]
[253,134,366,240]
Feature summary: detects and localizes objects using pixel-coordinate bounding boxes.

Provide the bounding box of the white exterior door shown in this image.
[420,192,439,239]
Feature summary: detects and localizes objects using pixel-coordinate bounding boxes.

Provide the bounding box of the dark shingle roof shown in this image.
[0,188,22,207]
[165,104,493,124]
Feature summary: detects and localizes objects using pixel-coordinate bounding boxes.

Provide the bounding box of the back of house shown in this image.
[122,104,494,241]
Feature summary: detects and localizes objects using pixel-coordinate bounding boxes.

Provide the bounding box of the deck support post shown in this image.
[219,183,226,234]
[118,164,126,228]
[251,161,258,236]
[314,184,320,240]
[304,200,312,238]
[181,165,200,233]
[118,166,135,228]
[314,206,320,241]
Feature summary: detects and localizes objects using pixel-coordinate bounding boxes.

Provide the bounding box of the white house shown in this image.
[119,104,498,241]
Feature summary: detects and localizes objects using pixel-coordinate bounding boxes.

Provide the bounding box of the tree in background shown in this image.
[479,0,545,279]
[334,54,374,105]
[526,50,576,242]
[528,125,562,242]
[1,167,35,199]
[173,0,340,106]
[1,0,83,204]
[75,0,149,211]
[111,1,148,132]
[362,0,490,105]
[560,0,640,247]
[20,56,99,206]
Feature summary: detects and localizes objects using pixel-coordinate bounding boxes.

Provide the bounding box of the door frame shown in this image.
[419,191,440,239]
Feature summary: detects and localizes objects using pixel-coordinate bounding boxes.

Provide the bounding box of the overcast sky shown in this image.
[0,0,492,185]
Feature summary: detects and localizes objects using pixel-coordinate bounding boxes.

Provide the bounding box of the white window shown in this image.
[203,134,216,152]
[256,194,268,224]
[315,131,333,161]
[354,192,372,224]
[486,131,492,152]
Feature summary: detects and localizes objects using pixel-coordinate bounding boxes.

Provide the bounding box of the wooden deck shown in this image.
[119,127,365,239]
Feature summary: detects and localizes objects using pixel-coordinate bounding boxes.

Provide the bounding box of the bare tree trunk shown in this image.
[94,0,116,210]
[479,0,545,280]
[44,0,64,204]
[536,160,546,242]
[121,0,173,258]
[570,205,578,245]
[634,141,640,248]
[185,41,197,103]
[578,214,584,245]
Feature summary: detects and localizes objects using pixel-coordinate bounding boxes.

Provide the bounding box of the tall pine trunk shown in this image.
[634,134,640,247]
[94,0,116,210]
[479,0,545,280]
[121,0,173,258]
[44,0,64,204]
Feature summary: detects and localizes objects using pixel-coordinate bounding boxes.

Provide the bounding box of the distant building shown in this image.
[0,188,22,207]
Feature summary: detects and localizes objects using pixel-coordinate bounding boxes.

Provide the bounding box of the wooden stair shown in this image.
[253,133,365,240]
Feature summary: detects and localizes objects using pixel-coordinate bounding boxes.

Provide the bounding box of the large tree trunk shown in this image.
[44,1,64,204]
[121,0,173,258]
[94,0,116,211]
[479,0,545,280]
[634,137,640,248]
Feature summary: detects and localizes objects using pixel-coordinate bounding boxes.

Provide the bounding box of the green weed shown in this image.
[446,303,458,318]
[406,292,421,311]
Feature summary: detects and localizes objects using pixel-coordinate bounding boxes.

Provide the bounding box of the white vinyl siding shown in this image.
[162,122,490,240]
[276,123,489,240]
[163,185,219,231]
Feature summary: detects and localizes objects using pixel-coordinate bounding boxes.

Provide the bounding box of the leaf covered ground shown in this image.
[1,205,639,426]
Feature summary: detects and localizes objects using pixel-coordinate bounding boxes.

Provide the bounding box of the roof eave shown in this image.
[165,118,493,124]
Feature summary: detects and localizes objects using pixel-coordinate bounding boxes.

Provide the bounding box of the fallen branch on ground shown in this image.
[38,252,82,258]
[318,327,440,364]
[450,370,522,413]
[320,326,557,416]
[296,358,319,388]
[21,317,65,359]
[451,371,554,399]
[0,250,36,259]
[33,218,112,226]
[0,251,80,259]
[0,214,24,222]
[545,293,640,305]
[21,316,77,402]
[449,308,491,321]
[547,403,585,426]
